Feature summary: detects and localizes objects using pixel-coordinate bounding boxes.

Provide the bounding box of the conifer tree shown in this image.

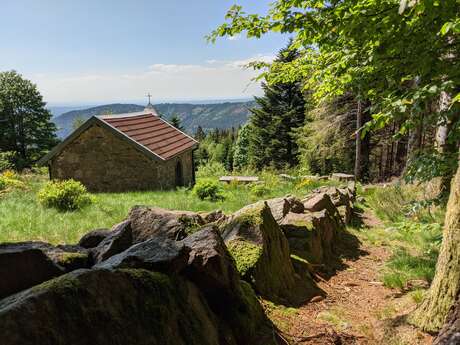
[170,114,183,131]
[248,42,306,170]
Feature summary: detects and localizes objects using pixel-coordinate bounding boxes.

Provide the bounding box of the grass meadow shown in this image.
[0,170,330,244]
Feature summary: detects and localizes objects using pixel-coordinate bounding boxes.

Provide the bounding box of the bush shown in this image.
[0,170,26,191]
[250,183,270,197]
[196,162,227,178]
[192,179,225,201]
[38,179,93,211]
[0,151,15,172]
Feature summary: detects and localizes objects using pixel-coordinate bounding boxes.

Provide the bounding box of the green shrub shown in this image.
[196,162,227,178]
[250,183,270,197]
[0,170,26,191]
[0,151,15,172]
[38,179,93,211]
[192,179,225,201]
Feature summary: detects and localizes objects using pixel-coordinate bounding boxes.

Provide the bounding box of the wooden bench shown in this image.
[219,176,259,184]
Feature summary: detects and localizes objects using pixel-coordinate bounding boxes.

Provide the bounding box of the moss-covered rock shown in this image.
[221,202,316,305]
[0,269,221,345]
[227,239,263,277]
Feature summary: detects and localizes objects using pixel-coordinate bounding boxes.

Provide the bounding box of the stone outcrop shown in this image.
[95,237,190,274]
[128,206,206,242]
[0,182,360,344]
[0,226,276,345]
[0,241,91,299]
[220,202,316,304]
[92,220,133,263]
[78,228,110,248]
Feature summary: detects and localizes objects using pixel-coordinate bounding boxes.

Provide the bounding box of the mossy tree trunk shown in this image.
[410,152,460,332]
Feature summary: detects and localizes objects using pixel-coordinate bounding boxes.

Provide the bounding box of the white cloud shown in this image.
[29,55,274,104]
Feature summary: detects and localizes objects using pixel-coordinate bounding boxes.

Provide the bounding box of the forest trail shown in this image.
[266,211,434,345]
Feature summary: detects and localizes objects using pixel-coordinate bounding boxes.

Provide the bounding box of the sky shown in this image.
[0,0,286,105]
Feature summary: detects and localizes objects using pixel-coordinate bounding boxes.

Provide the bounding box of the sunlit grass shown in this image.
[357,182,444,291]
[0,172,333,244]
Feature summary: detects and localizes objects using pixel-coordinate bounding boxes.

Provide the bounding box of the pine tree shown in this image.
[170,114,183,131]
[195,126,206,141]
[233,124,250,170]
[0,70,57,169]
[248,41,306,170]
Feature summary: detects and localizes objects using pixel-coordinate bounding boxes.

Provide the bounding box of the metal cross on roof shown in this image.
[146,93,152,105]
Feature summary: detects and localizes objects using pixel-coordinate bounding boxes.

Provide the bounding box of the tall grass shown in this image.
[0,171,333,244]
[360,182,445,290]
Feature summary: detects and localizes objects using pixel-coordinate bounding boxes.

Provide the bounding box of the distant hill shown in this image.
[53,102,255,138]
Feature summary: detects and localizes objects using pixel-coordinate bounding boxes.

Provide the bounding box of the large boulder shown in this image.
[182,226,274,344]
[92,220,133,263]
[95,237,190,274]
[128,206,206,242]
[0,269,222,345]
[78,229,110,249]
[280,210,339,265]
[0,242,64,299]
[0,230,278,345]
[0,241,91,299]
[220,202,315,304]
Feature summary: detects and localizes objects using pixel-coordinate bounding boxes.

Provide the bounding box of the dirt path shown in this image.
[265,212,434,345]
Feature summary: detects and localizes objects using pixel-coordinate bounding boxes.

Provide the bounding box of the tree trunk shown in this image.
[354,99,362,180]
[436,92,460,198]
[434,291,460,345]
[410,152,460,332]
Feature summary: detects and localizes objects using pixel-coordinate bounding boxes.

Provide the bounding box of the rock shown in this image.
[249,195,304,224]
[331,173,355,182]
[50,245,92,272]
[200,210,227,224]
[303,192,335,212]
[128,206,205,242]
[0,269,223,345]
[78,228,110,248]
[286,195,305,213]
[221,202,314,304]
[92,220,133,263]
[0,242,64,299]
[183,226,240,296]
[281,210,339,265]
[95,237,190,274]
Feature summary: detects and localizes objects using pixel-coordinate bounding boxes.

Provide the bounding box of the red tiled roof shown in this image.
[99,112,198,160]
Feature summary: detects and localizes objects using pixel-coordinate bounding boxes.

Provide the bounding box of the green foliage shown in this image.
[383,248,438,290]
[247,42,307,170]
[0,151,15,172]
[38,179,93,211]
[211,0,460,183]
[196,161,227,178]
[0,70,58,169]
[233,124,250,170]
[0,170,26,191]
[404,150,459,185]
[298,95,356,176]
[169,114,183,131]
[192,179,225,201]
[250,183,270,197]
